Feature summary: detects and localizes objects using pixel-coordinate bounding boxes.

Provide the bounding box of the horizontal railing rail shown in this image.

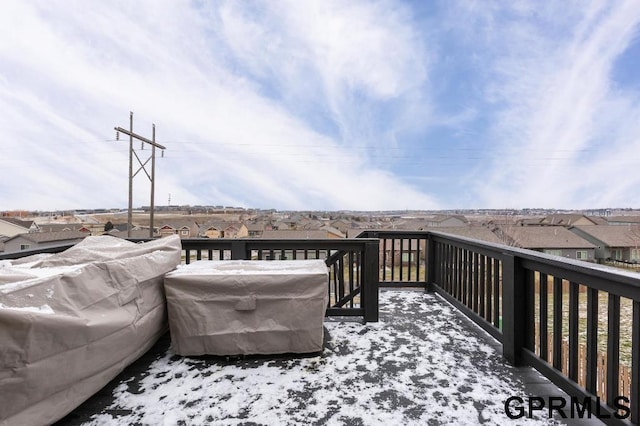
[358,229,640,425]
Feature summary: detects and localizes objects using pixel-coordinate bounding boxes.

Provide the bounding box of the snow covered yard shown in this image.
[73,290,558,425]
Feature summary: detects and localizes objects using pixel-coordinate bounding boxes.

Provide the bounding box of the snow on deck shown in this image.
[63,290,563,425]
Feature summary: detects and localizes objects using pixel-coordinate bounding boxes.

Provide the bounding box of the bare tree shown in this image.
[485,213,526,247]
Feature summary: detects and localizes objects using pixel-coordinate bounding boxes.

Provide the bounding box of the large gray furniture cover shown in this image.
[164,260,329,356]
[0,235,182,426]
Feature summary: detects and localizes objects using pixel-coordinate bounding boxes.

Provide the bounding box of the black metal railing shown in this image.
[359,229,639,425]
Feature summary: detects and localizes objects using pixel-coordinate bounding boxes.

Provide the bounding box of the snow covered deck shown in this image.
[56,290,598,425]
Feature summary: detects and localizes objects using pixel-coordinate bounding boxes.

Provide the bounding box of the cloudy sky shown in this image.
[1,1,640,211]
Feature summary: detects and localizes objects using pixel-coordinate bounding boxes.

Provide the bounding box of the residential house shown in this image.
[318,225,345,239]
[246,223,265,238]
[199,222,225,239]
[38,223,93,234]
[261,229,344,239]
[391,219,425,231]
[519,217,547,226]
[539,214,597,227]
[502,226,596,261]
[271,221,291,231]
[158,220,199,238]
[603,216,640,226]
[221,223,248,239]
[422,215,469,228]
[2,231,88,254]
[200,222,249,239]
[570,225,640,263]
[0,218,39,238]
[301,220,326,231]
[586,216,609,225]
[330,218,359,234]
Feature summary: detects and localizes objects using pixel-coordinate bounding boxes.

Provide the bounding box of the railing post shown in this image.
[425,234,435,292]
[502,253,526,366]
[231,240,248,260]
[362,240,379,322]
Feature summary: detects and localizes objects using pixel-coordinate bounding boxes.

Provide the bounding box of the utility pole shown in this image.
[115,112,166,238]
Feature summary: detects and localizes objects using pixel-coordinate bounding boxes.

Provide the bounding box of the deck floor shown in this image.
[56,290,602,425]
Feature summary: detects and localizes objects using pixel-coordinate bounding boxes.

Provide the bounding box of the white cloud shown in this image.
[0,0,439,211]
[473,0,640,208]
[1,0,639,212]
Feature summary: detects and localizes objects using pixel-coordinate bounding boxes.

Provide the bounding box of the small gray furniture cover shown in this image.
[0,235,182,426]
[164,260,329,356]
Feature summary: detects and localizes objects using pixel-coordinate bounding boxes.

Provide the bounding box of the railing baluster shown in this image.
[390,238,396,282]
[606,293,620,407]
[399,238,404,282]
[447,245,453,296]
[462,249,469,307]
[568,281,579,382]
[448,244,452,290]
[553,277,563,370]
[458,247,464,302]
[351,251,358,308]
[493,258,500,328]
[478,254,487,320]
[486,257,493,323]
[338,255,345,301]
[451,244,456,295]
[525,269,535,351]
[586,288,599,394]
[382,238,387,282]
[472,252,479,313]
[347,250,354,300]
[332,261,339,305]
[415,238,421,282]
[464,249,470,307]
[540,273,548,362]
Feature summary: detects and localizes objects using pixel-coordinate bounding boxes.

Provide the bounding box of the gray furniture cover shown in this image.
[0,235,182,426]
[164,260,329,356]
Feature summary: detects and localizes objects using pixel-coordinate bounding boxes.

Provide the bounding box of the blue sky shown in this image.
[1,0,640,211]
